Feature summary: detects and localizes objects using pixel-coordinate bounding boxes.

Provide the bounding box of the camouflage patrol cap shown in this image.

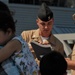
[38,3,53,21]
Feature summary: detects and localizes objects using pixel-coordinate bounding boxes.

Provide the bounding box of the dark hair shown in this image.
[40,51,67,75]
[0,1,15,33]
[0,1,10,14]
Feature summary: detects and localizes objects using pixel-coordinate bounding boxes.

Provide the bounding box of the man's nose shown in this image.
[44,25,48,29]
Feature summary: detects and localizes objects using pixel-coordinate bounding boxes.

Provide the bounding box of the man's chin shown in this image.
[42,34,50,37]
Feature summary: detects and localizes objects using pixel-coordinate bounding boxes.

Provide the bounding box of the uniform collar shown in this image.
[48,34,56,46]
[32,29,56,46]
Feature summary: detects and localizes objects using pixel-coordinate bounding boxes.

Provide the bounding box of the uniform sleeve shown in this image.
[21,31,28,41]
[21,30,35,43]
[21,31,32,43]
[59,43,64,56]
[72,44,75,60]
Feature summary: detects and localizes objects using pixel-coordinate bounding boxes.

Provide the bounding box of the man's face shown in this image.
[36,18,54,37]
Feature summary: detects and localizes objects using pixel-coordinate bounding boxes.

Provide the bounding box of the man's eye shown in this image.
[41,23,45,25]
[48,22,52,25]
[48,23,51,25]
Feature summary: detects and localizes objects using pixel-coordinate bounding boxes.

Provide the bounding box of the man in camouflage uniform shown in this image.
[21,3,64,65]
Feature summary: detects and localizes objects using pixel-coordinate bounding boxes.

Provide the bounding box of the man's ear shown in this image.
[36,19,38,23]
[52,18,54,22]
[36,19,39,26]
[51,18,54,25]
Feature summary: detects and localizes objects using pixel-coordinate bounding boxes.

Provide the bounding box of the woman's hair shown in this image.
[0,1,10,14]
[40,51,67,75]
[0,1,15,33]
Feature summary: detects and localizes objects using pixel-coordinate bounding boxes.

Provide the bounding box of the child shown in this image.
[0,1,39,75]
[40,51,67,75]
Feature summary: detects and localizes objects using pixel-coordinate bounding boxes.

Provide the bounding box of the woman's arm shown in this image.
[0,39,21,62]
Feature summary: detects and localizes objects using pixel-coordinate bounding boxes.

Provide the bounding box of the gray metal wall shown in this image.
[6,4,75,35]
[9,4,39,35]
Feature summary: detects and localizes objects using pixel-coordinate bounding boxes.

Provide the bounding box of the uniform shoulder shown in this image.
[21,29,37,34]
